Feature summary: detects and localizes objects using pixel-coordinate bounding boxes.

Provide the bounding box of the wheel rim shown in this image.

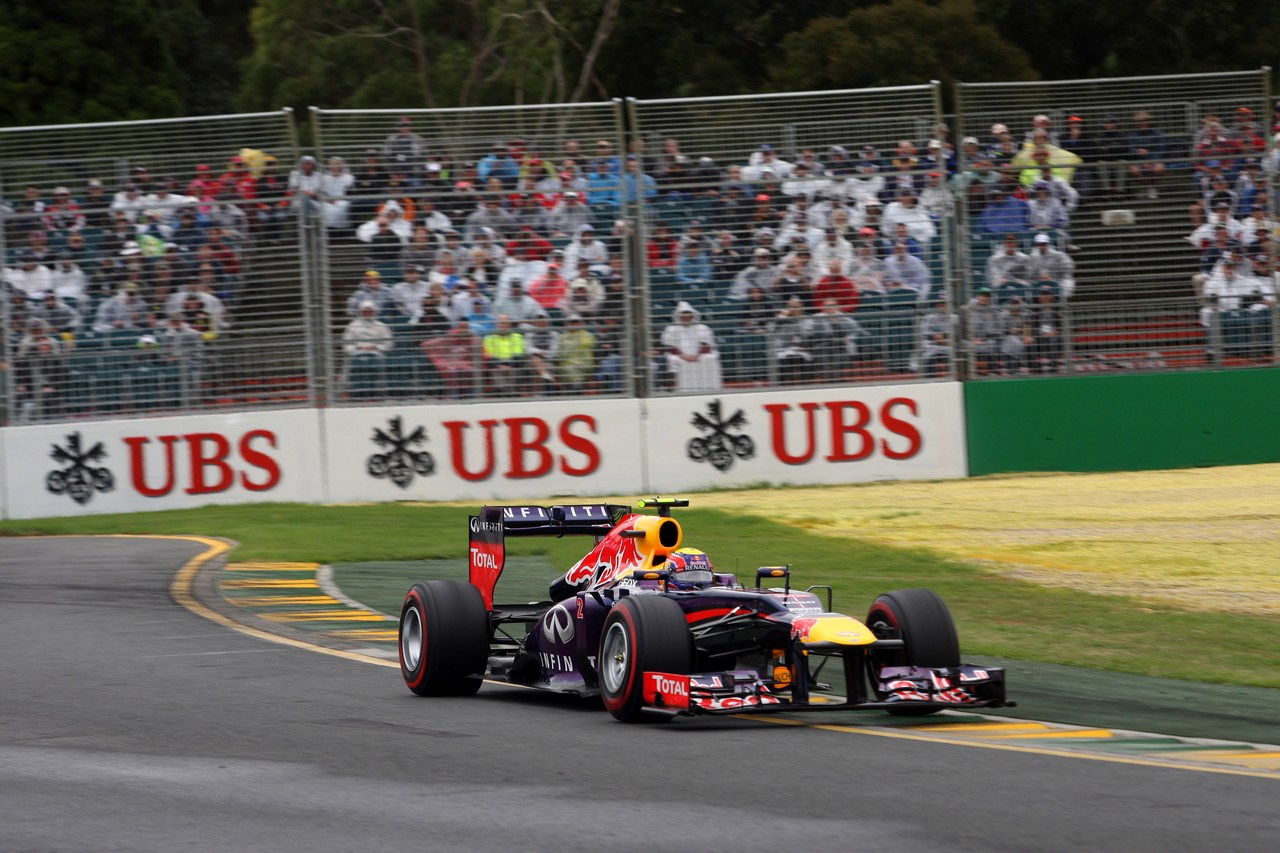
[402,605,423,671]
[600,621,630,694]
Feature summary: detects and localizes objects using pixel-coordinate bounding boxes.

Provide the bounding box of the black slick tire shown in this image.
[399,580,490,697]
[598,595,691,722]
[866,587,961,716]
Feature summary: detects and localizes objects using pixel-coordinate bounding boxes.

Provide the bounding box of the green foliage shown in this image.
[771,0,1038,91]
[0,0,254,125]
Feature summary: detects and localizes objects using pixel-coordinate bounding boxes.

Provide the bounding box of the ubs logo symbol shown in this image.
[367,416,435,488]
[687,399,755,472]
[541,604,575,645]
[46,432,115,505]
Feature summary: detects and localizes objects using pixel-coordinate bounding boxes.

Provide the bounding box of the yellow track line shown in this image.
[221,578,319,589]
[162,535,398,669]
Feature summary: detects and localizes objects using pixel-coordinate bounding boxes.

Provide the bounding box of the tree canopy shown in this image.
[0,0,1276,125]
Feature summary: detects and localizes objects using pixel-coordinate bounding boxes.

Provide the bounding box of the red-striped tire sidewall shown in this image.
[400,587,429,691]
[601,604,639,713]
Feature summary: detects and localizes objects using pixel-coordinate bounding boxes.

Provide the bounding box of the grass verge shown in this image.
[3,501,1278,689]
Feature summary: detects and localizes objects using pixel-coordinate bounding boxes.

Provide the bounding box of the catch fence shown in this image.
[1,70,1277,425]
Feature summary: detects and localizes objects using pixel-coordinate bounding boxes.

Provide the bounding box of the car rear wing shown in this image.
[469,504,629,608]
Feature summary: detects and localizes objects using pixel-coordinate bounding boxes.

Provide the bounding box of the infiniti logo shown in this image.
[541,604,575,645]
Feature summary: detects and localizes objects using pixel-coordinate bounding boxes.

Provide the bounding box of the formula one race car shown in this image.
[398,498,1011,722]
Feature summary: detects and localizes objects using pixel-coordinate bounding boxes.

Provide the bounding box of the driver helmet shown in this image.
[667,547,714,587]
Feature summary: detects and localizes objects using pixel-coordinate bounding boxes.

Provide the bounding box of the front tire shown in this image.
[599,595,691,722]
[399,580,490,697]
[866,588,960,716]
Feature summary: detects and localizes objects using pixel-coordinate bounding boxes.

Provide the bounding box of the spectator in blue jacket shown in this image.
[620,155,657,205]
[976,188,1031,237]
[1127,111,1166,199]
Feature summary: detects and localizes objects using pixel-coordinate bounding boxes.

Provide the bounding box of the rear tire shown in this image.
[399,580,490,697]
[598,595,691,722]
[866,588,960,716]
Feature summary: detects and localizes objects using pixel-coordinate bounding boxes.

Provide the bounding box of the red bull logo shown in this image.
[790,616,820,641]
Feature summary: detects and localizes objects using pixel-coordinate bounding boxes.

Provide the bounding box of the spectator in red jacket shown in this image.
[813,257,859,312]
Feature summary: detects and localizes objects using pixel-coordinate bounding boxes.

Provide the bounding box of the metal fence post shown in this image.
[621,97,649,398]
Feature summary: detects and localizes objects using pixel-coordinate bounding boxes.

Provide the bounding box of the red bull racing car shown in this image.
[398,498,1011,722]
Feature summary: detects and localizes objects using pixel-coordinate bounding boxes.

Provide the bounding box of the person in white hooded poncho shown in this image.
[320,157,355,229]
[660,301,721,392]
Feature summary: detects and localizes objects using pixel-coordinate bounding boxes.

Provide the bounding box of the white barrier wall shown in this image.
[2,410,324,520]
[1,383,967,519]
[321,399,646,502]
[644,383,967,492]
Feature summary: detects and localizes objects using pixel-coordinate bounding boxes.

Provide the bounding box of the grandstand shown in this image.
[1,70,1275,424]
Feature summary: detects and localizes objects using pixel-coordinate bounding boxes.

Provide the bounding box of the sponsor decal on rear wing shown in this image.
[480,503,627,536]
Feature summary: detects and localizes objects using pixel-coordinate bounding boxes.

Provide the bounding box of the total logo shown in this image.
[642,672,691,709]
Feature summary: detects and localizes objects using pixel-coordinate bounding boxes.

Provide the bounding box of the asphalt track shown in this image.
[1,538,1277,853]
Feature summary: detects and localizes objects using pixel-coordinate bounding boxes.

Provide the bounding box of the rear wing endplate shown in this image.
[468,504,627,609]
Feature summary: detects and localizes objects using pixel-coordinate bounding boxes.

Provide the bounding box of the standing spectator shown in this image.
[160,312,206,403]
[557,314,596,393]
[1094,115,1128,197]
[965,287,1004,375]
[661,301,720,392]
[1127,111,1166,199]
[770,297,813,384]
[620,155,658,205]
[520,310,561,390]
[1029,285,1065,372]
[288,155,323,222]
[319,157,355,229]
[384,117,425,175]
[919,297,954,377]
[1027,233,1077,298]
[1059,116,1095,197]
[13,326,67,422]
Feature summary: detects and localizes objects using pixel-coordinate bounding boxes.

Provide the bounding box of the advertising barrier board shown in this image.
[2,409,323,520]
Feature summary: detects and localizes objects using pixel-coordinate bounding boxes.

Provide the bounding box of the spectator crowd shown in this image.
[4,100,1278,419]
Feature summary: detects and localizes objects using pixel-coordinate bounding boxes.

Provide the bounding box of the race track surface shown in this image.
[1,536,1276,853]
